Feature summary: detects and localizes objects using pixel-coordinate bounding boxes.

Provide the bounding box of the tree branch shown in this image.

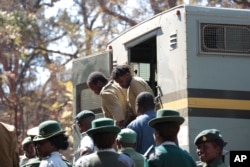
[97,0,138,26]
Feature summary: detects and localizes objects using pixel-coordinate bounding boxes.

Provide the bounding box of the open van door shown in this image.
[72,51,112,147]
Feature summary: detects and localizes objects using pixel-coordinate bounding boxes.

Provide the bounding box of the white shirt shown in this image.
[79,132,94,153]
[73,132,95,162]
[19,154,29,166]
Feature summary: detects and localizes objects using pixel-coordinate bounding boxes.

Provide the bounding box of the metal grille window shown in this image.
[139,63,150,81]
[201,24,250,54]
[132,63,150,81]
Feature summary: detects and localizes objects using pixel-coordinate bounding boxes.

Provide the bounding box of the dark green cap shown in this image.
[117,128,137,143]
[33,120,65,142]
[194,129,227,147]
[87,118,120,137]
[75,110,95,122]
[149,109,184,128]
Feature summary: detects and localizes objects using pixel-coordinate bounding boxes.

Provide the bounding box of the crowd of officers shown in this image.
[0,64,228,167]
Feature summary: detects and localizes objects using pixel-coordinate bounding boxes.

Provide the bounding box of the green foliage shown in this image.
[0,10,37,46]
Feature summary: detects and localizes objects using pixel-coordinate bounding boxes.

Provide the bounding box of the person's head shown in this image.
[33,120,69,158]
[116,128,137,149]
[136,92,155,115]
[75,110,95,133]
[87,72,109,95]
[194,129,227,164]
[87,118,121,149]
[149,109,184,145]
[111,65,132,89]
[22,137,36,158]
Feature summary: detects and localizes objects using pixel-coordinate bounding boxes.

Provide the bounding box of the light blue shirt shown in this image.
[127,110,156,154]
[39,152,67,167]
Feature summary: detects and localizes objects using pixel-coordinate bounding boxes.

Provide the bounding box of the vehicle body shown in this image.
[72,5,250,164]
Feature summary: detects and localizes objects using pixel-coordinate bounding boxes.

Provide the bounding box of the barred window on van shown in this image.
[201,23,250,54]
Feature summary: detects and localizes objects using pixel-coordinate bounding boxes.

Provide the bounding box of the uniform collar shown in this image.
[205,157,225,167]
[119,147,134,152]
[161,141,177,146]
[98,148,116,152]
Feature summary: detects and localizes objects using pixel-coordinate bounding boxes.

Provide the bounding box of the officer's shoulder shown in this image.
[145,145,165,160]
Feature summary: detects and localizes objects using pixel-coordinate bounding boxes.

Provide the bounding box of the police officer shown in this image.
[116,128,146,167]
[75,118,134,167]
[21,127,41,167]
[19,137,36,166]
[33,120,71,167]
[146,109,197,167]
[194,129,227,167]
[73,110,96,165]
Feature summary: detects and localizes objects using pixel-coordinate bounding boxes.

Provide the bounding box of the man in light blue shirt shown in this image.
[127,92,156,154]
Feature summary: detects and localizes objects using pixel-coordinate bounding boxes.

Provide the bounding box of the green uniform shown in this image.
[75,150,134,167]
[147,144,197,167]
[119,147,146,167]
[194,129,227,167]
[202,157,226,167]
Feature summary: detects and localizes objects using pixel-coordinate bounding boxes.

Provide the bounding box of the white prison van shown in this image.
[72,5,250,165]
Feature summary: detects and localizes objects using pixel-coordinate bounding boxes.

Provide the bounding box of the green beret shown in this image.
[194,129,227,147]
[117,128,137,143]
[22,136,33,146]
[75,110,95,122]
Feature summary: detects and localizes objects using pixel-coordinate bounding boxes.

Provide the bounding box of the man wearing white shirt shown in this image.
[73,110,96,165]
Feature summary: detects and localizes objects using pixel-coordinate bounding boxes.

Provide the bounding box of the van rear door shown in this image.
[72,51,112,117]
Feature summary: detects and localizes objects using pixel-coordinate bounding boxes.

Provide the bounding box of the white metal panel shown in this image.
[157,6,188,95]
[185,6,250,91]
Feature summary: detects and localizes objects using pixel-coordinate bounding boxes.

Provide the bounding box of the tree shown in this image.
[233,0,250,8]
[0,1,74,141]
